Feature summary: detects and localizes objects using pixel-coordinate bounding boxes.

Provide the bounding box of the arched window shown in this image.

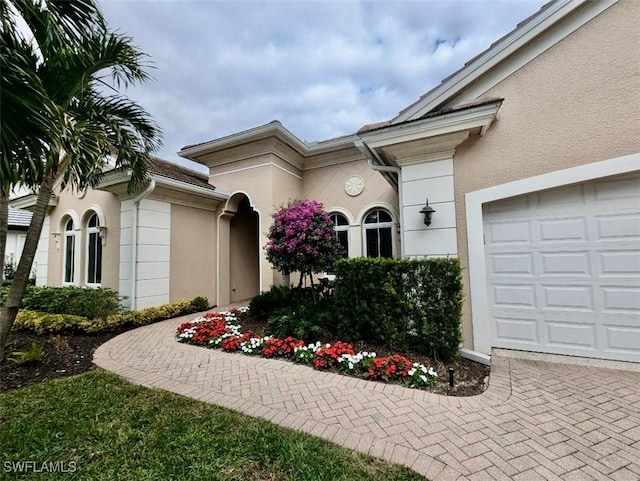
[86,213,102,285]
[63,219,75,283]
[330,213,349,258]
[363,208,394,258]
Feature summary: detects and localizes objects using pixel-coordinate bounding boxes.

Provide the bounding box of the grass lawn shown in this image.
[1,370,424,480]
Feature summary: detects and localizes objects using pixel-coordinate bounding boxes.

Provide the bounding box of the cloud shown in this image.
[99,0,546,170]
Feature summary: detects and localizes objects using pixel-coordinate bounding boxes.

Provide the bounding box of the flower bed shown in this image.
[177,308,438,389]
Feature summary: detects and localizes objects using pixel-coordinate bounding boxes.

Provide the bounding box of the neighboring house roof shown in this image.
[150,157,217,192]
[8,207,32,231]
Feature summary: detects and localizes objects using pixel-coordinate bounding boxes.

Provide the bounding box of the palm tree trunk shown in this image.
[0,194,7,280]
[0,175,56,360]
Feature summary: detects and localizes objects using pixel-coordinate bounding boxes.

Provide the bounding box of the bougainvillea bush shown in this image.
[176,308,437,389]
[265,199,341,285]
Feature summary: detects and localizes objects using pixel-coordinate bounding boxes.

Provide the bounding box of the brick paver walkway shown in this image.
[94,311,640,480]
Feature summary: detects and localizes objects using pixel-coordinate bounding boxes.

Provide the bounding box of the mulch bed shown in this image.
[2,316,491,396]
[239,317,491,397]
[1,330,127,392]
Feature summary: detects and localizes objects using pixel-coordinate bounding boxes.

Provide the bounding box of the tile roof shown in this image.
[358,97,503,133]
[8,207,32,229]
[150,157,216,191]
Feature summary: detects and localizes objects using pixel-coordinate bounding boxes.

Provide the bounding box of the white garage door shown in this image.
[484,173,640,363]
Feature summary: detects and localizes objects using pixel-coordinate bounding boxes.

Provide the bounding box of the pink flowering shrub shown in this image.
[265,199,341,280]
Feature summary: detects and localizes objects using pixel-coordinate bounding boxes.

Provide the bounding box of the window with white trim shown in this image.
[86,213,102,285]
[330,212,349,258]
[363,209,394,258]
[63,219,75,283]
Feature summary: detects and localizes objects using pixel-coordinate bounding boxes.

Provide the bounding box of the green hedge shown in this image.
[333,257,463,361]
[0,286,122,320]
[12,296,210,335]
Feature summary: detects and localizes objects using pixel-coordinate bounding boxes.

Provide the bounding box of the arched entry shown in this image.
[218,193,260,305]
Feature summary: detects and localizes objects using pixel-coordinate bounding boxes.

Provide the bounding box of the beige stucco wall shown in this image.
[206,145,400,295]
[453,0,640,348]
[47,186,121,292]
[169,203,217,305]
[210,154,303,293]
[303,159,398,223]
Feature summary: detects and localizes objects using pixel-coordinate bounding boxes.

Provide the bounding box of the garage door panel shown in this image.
[540,251,591,276]
[490,253,534,276]
[542,285,594,311]
[485,195,530,214]
[494,316,540,345]
[484,173,640,363]
[594,175,640,201]
[605,326,640,353]
[595,213,640,240]
[486,221,532,244]
[537,184,585,207]
[601,287,640,313]
[598,250,640,276]
[545,320,597,349]
[538,217,588,243]
[492,284,537,309]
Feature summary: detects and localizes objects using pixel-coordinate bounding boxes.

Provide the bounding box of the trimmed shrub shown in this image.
[333,257,463,361]
[269,297,336,341]
[20,286,122,320]
[249,285,295,318]
[14,310,94,334]
[12,297,210,335]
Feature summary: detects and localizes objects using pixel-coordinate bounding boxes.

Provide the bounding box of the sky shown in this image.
[99,0,547,172]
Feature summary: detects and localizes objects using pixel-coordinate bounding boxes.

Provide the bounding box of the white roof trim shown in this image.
[178,121,358,161]
[153,175,229,201]
[393,0,617,123]
[360,101,501,149]
[98,169,228,201]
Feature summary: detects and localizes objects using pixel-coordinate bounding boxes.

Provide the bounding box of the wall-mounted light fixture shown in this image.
[98,226,108,246]
[52,232,61,250]
[419,198,436,226]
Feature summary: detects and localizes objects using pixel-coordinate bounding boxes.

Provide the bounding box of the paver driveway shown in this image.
[94,310,640,480]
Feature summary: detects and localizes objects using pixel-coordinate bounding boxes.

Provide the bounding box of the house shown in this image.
[13,0,639,363]
[3,208,32,279]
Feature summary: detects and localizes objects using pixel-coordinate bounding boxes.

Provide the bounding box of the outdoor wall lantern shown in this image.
[98,226,108,246]
[419,198,436,226]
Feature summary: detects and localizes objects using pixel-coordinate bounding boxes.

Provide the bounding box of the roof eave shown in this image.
[97,170,228,201]
[178,121,358,164]
[360,100,503,150]
[9,193,58,211]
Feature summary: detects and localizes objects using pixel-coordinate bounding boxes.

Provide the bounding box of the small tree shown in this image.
[265,199,341,297]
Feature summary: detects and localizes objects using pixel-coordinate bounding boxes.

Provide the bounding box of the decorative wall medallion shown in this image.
[344,175,365,197]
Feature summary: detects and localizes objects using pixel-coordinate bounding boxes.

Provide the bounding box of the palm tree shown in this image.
[0,0,162,358]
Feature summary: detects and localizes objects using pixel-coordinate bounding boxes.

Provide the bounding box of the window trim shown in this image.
[85,213,102,287]
[62,218,76,285]
[329,212,350,258]
[362,208,395,258]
